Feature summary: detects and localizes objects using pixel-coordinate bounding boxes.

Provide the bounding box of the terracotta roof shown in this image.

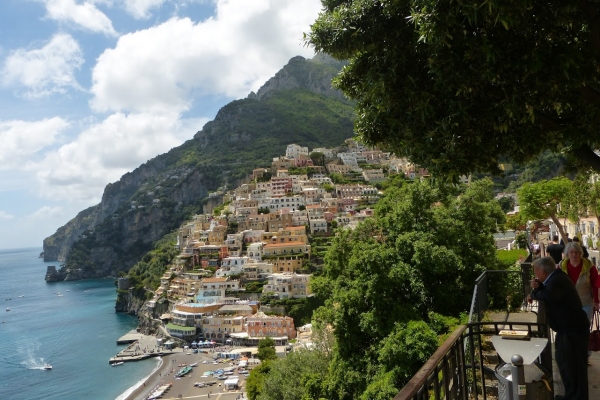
[201,277,228,283]
[264,241,307,248]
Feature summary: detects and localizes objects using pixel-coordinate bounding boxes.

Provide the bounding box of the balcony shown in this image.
[394,261,600,400]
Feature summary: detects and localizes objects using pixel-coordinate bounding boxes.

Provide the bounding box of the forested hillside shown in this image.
[43,55,355,281]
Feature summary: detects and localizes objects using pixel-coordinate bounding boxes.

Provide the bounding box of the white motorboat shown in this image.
[43,364,52,370]
[5,307,9,312]
[112,362,124,366]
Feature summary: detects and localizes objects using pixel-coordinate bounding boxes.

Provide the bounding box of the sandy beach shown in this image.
[124,350,251,400]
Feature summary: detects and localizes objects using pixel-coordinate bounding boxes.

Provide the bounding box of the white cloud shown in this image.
[0,211,15,220]
[123,0,166,19]
[25,206,64,221]
[34,112,207,203]
[90,0,321,114]
[0,117,70,170]
[1,33,84,98]
[41,0,117,36]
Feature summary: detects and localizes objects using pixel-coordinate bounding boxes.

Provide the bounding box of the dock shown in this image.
[110,330,181,364]
[116,330,149,344]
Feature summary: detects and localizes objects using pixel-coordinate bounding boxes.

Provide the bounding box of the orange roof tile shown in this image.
[264,241,307,248]
[201,277,228,283]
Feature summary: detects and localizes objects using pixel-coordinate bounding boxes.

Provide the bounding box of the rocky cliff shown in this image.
[43,54,355,281]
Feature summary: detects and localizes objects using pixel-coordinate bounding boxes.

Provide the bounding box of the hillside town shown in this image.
[124,139,435,348]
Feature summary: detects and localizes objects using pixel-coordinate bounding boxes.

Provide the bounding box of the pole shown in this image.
[510,354,526,400]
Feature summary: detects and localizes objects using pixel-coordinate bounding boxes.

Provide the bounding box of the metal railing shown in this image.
[395,262,550,400]
[468,265,533,324]
[393,321,550,400]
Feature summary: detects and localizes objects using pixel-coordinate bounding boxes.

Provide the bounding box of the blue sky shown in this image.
[0,0,322,250]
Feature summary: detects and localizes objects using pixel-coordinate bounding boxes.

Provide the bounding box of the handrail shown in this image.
[393,325,467,400]
[395,263,547,400]
[468,268,532,323]
[394,321,550,400]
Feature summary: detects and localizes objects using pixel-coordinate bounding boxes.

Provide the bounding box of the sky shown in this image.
[0,0,322,250]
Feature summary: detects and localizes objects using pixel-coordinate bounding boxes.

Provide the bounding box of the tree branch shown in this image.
[571,143,600,172]
[535,112,564,131]
[580,86,600,107]
[578,0,600,56]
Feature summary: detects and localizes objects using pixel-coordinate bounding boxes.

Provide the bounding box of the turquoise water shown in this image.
[0,247,158,400]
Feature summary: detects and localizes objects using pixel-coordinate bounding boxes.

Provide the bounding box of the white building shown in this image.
[247,242,264,261]
[286,144,309,159]
[263,273,312,299]
[311,147,334,158]
[216,256,250,278]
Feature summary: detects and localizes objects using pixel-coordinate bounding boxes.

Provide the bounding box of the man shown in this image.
[546,235,564,264]
[560,232,573,247]
[527,257,590,400]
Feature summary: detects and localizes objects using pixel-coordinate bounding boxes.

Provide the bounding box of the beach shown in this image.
[123,349,252,400]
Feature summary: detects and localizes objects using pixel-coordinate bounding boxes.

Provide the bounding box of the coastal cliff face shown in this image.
[43,54,355,283]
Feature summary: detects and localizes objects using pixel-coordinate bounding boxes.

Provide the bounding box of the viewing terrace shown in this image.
[394,258,600,400]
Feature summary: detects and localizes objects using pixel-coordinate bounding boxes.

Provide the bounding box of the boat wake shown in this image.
[23,358,51,370]
[16,340,52,370]
[115,357,163,400]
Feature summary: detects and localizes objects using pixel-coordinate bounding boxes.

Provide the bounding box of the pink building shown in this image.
[246,312,297,339]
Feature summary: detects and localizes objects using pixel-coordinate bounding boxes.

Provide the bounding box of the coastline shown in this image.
[120,355,176,400]
[118,350,249,400]
[116,356,164,400]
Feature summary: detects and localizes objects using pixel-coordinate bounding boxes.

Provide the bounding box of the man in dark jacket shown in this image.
[528,257,589,400]
[546,235,564,264]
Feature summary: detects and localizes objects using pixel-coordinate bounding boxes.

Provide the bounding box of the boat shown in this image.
[43,364,52,370]
[112,362,124,366]
[6,307,10,312]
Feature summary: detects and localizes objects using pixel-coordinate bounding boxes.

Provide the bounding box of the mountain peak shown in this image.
[248,54,345,101]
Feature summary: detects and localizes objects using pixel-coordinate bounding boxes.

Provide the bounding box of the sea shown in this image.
[0,247,159,400]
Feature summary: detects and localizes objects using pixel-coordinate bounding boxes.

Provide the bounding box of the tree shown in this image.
[517,178,573,243]
[257,348,331,400]
[497,197,516,214]
[310,151,326,167]
[257,337,277,361]
[246,360,272,400]
[312,179,504,398]
[307,1,600,178]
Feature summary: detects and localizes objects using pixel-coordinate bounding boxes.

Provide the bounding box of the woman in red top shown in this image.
[560,242,599,322]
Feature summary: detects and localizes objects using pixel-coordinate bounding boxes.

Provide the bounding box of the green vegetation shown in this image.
[250,348,331,400]
[517,177,573,242]
[246,360,272,400]
[245,281,266,293]
[53,55,355,288]
[260,297,324,328]
[257,337,277,361]
[307,2,600,177]
[496,249,528,269]
[314,179,502,397]
[117,232,180,305]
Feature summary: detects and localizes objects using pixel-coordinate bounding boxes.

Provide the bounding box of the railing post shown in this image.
[520,261,532,309]
[510,355,526,400]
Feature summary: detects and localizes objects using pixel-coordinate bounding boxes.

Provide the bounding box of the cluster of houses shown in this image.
[142,140,431,345]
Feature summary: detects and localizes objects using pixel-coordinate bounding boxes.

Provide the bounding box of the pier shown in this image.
[110,330,180,364]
